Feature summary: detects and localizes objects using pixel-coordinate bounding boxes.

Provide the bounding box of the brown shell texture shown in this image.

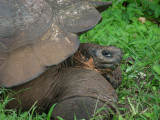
[0,0,112,87]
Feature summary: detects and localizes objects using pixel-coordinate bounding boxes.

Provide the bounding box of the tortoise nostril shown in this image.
[102,50,111,57]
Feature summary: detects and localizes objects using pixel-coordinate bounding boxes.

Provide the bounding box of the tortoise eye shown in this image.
[84,56,90,61]
[102,50,111,57]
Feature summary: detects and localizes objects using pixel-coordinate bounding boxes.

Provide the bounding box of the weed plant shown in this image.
[0,0,160,119]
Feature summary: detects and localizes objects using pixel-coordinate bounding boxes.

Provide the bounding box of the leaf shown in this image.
[57,116,64,120]
[155,6,160,18]
[111,9,122,21]
[126,66,134,73]
[74,114,77,120]
[153,65,160,75]
[153,105,159,120]
[118,116,125,120]
[149,3,156,11]
[47,104,57,120]
[0,114,6,120]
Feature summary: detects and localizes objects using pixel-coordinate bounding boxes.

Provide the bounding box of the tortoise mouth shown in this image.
[95,63,118,70]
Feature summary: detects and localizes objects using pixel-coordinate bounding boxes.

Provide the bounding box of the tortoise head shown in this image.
[75,43,123,71]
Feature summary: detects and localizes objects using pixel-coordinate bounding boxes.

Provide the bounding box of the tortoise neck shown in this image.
[57,51,87,69]
[57,56,74,69]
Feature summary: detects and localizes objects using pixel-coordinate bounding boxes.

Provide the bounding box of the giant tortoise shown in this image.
[0,0,123,119]
[6,43,123,120]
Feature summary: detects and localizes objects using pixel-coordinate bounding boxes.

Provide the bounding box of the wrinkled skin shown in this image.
[73,43,123,89]
[77,43,122,70]
[6,43,122,120]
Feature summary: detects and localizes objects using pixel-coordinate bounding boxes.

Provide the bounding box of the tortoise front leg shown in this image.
[51,68,117,120]
[53,97,110,120]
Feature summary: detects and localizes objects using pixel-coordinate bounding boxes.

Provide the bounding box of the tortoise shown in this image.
[6,43,123,120]
[0,0,123,119]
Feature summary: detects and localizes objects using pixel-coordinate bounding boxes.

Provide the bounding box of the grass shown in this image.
[0,0,160,119]
[80,0,160,119]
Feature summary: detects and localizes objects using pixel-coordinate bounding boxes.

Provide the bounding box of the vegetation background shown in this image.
[0,0,160,119]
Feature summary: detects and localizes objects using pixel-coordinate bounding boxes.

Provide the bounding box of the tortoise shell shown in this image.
[0,0,112,87]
